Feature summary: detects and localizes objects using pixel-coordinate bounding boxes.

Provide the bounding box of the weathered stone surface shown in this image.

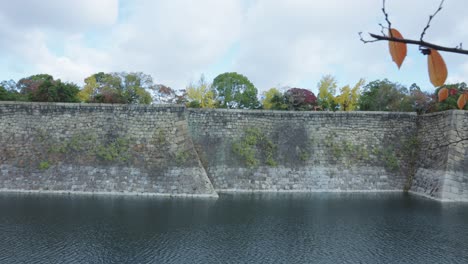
[188,109,418,193]
[0,102,466,201]
[0,102,217,197]
[411,110,468,201]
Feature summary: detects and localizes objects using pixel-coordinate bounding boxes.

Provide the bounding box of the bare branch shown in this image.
[378,23,387,36]
[420,0,445,41]
[358,32,379,43]
[367,33,468,55]
[382,0,392,37]
[360,0,466,55]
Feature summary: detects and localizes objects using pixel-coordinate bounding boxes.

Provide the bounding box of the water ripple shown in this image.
[0,193,467,263]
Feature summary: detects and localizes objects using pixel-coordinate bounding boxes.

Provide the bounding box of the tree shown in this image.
[261,88,283,110]
[435,83,468,111]
[212,72,260,109]
[120,72,153,104]
[359,79,413,112]
[0,86,10,101]
[79,72,152,104]
[334,79,364,111]
[284,88,317,111]
[18,74,80,102]
[79,73,122,103]
[409,89,436,115]
[150,84,182,104]
[359,0,468,108]
[317,75,338,111]
[0,80,22,101]
[186,75,215,108]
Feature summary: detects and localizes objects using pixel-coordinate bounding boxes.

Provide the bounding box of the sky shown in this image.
[0,0,467,95]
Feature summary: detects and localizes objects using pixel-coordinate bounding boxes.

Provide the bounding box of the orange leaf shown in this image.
[457,94,467,109]
[388,28,407,69]
[428,49,448,87]
[438,88,449,102]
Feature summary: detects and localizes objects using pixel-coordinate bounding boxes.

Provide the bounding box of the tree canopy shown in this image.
[186,75,216,108]
[334,79,364,111]
[212,72,260,109]
[17,74,80,102]
[359,79,416,112]
[261,88,283,110]
[317,75,338,111]
[78,72,152,104]
[284,88,317,111]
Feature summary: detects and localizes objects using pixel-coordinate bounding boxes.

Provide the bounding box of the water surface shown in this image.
[0,192,467,263]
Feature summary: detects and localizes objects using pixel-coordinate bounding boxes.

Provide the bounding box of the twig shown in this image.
[358,32,379,43]
[379,23,387,36]
[360,0,467,56]
[420,0,445,41]
[382,0,392,37]
[364,33,468,55]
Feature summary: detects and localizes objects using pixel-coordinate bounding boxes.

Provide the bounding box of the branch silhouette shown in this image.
[360,0,468,55]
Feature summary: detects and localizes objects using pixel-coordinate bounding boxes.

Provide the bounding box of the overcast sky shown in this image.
[0,0,467,94]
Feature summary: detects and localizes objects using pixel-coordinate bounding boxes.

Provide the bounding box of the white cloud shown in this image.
[0,0,117,83]
[0,0,118,31]
[104,0,243,88]
[0,0,467,92]
[231,0,468,91]
[234,0,383,90]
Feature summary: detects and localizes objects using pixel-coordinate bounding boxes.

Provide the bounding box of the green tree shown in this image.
[186,75,215,108]
[359,79,413,112]
[212,72,260,109]
[17,74,80,102]
[317,75,338,111]
[79,72,152,104]
[334,79,364,111]
[0,80,22,101]
[120,72,153,104]
[0,86,9,100]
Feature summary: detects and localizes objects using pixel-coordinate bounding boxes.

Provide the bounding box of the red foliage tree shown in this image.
[284,88,317,111]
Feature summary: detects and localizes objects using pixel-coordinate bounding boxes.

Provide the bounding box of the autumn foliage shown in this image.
[388,29,406,69]
[435,84,468,111]
[387,28,448,89]
[362,1,466,109]
[285,88,317,108]
[427,49,448,87]
[385,27,465,108]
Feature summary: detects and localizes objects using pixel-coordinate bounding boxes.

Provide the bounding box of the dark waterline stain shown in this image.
[0,192,467,264]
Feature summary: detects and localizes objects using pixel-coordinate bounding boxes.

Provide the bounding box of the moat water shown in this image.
[0,192,467,264]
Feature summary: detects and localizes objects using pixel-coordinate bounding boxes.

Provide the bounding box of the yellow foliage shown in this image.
[77,76,98,102]
[317,75,338,111]
[334,79,365,111]
[186,75,216,108]
[262,88,282,110]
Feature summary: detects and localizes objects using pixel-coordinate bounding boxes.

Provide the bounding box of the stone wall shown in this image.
[0,102,466,201]
[188,109,418,193]
[0,102,217,197]
[411,110,468,201]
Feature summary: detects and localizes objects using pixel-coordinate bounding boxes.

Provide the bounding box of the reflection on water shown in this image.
[0,192,467,264]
